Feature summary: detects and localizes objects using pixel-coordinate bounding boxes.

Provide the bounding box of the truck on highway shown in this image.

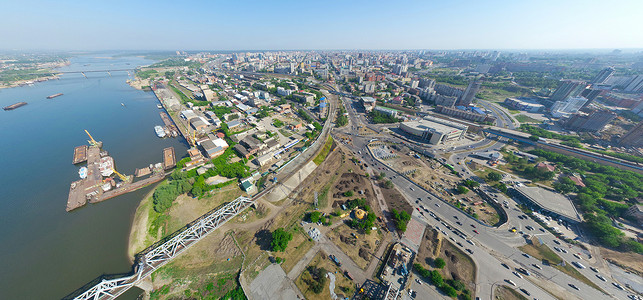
[572,261,586,269]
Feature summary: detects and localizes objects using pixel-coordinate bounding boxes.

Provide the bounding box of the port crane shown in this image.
[85,130,99,147]
[112,168,131,183]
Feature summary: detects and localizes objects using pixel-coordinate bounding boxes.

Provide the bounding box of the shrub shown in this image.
[434,257,446,269]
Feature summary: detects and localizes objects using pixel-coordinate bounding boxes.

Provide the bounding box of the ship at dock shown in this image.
[3,102,28,111]
[155,125,166,138]
[47,93,63,99]
[66,131,176,212]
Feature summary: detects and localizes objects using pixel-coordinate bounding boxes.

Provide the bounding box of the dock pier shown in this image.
[66,135,175,212]
[72,145,88,164]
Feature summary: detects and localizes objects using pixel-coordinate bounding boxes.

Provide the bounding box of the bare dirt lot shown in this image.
[379,184,413,216]
[295,251,355,300]
[326,223,384,270]
[600,247,643,276]
[416,228,476,296]
[495,285,529,300]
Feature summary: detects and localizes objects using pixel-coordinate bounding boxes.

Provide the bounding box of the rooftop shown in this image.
[513,186,581,223]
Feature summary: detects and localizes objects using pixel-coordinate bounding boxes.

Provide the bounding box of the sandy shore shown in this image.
[127,180,164,263]
[127,78,150,91]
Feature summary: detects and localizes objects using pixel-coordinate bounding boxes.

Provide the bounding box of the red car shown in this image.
[473,230,479,234]
[470,224,476,228]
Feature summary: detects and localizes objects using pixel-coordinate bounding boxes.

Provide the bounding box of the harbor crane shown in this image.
[84,130,100,147]
[112,168,131,183]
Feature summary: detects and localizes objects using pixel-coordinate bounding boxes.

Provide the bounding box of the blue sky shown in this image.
[1,0,642,50]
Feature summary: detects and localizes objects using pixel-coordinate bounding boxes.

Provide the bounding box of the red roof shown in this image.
[567,175,586,187]
[535,162,555,172]
[216,132,225,138]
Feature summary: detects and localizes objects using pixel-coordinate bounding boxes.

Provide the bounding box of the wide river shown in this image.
[0,54,188,299]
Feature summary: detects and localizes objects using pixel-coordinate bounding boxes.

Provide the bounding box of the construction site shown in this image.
[66,130,176,212]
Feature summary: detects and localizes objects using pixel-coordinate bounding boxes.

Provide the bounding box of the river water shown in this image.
[0,54,188,299]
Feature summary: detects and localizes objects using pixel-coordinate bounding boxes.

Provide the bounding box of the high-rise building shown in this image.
[580,88,603,109]
[551,96,588,118]
[457,80,482,106]
[564,110,617,132]
[419,78,436,89]
[591,67,615,84]
[550,80,588,102]
[619,122,643,147]
[624,75,643,93]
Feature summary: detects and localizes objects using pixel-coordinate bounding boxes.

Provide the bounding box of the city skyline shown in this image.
[2,0,643,51]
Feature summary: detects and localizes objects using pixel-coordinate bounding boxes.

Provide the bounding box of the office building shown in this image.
[619,122,643,147]
[374,106,399,117]
[399,116,467,145]
[591,67,615,84]
[564,110,616,132]
[457,80,482,106]
[361,97,377,112]
[550,80,588,102]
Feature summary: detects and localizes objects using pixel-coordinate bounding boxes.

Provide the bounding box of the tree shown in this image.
[383,180,394,189]
[391,209,411,232]
[270,228,293,252]
[344,190,354,197]
[308,211,321,223]
[494,182,508,193]
[440,284,458,298]
[457,185,469,194]
[434,257,446,269]
[429,270,443,286]
[487,171,502,182]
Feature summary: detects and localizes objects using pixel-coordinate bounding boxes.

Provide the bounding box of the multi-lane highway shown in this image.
[331,95,636,300]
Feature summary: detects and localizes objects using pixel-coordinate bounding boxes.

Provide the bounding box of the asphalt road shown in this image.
[331,99,635,300]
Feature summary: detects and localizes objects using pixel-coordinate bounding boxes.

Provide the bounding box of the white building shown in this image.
[551,96,587,118]
[399,116,468,145]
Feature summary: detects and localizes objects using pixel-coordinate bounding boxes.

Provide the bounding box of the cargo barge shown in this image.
[73,145,88,164]
[47,93,64,99]
[3,102,27,111]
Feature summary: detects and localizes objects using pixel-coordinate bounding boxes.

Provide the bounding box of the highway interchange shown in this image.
[329,88,638,300]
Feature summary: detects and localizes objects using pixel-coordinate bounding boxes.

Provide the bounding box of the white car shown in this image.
[505,279,516,286]
[513,271,523,279]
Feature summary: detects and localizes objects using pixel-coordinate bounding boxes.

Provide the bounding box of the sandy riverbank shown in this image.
[127,78,150,91]
[127,180,163,263]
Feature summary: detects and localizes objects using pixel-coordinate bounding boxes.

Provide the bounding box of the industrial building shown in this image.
[509,186,582,223]
[399,115,468,145]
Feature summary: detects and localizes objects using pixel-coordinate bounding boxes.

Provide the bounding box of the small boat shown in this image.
[121,103,125,107]
[157,104,163,109]
[78,167,88,179]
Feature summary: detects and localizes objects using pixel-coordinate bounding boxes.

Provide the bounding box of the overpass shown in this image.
[484,127,643,173]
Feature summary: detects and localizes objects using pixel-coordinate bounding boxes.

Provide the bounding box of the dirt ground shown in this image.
[379,183,413,216]
[494,285,528,300]
[326,223,384,270]
[600,247,643,276]
[332,172,376,208]
[148,230,244,299]
[416,227,476,296]
[295,251,355,300]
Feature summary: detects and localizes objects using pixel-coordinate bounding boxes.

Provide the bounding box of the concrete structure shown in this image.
[374,106,399,117]
[564,110,616,132]
[619,122,643,147]
[509,186,582,223]
[434,105,496,123]
[457,80,481,106]
[550,80,588,102]
[591,67,615,84]
[399,116,467,145]
[361,96,377,112]
[551,96,588,118]
[504,97,544,112]
[433,94,457,107]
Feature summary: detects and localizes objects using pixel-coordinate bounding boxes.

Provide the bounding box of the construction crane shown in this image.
[112,168,130,182]
[85,130,99,147]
